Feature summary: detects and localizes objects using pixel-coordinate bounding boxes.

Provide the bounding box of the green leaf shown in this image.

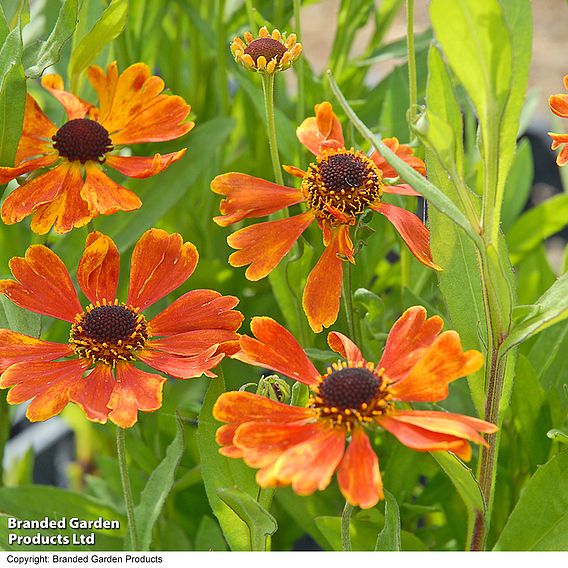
[501,272,568,352]
[217,487,277,551]
[195,515,228,551]
[22,0,78,78]
[494,451,568,550]
[197,372,261,551]
[133,416,185,551]
[67,0,128,89]
[0,296,41,337]
[375,491,401,551]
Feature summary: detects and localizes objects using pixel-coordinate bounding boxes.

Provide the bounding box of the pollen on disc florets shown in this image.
[301,148,383,226]
[309,361,393,429]
[69,300,149,366]
[52,118,113,164]
[231,26,302,74]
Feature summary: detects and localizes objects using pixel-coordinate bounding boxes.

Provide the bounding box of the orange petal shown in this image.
[41,74,93,120]
[371,138,426,178]
[77,231,120,304]
[0,154,58,184]
[378,414,474,460]
[150,290,242,336]
[107,362,166,428]
[297,101,344,156]
[337,428,383,508]
[327,331,364,365]
[15,95,58,164]
[282,164,306,178]
[255,424,345,495]
[148,329,240,357]
[212,173,305,227]
[302,226,345,333]
[549,94,568,118]
[27,162,93,235]
[234,316,320,386]
[69,364,115,424]
[233,421,323,468]
[373,202,441,270]
[548,131,568,150]
[137,344,223,379]
[127,229,199,311]
[105,150,187,178]
[227,211,313,281]
[81,162,142,216]
[389,331,484,402]
[213,390,313,425]
[1,359,89,422]
[0,330,72,372]
[382,183,421,196]
[86,63,119,123]
[378,306,444,383]
[557,143,568,167]
[0,244,82,322]
[216,423,243,458]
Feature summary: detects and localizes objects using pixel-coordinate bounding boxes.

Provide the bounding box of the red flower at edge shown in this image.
[213,308,496,509]
[212,101,440,333]
[0,229,243,427]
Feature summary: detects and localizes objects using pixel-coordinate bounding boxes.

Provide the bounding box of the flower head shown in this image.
[548,75,568,166]
[213,307,496,508]
[211,101,439,332]
[231,26,302,75]
[0,62,194,234]
[0,229,243,428]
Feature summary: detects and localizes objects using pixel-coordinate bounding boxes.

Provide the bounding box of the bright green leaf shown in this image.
[375,491,401,551]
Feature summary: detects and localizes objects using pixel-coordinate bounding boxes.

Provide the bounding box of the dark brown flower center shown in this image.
[310,363,393,429]
[244,37,287,63]
[52,118,113,163]
[70,303,149,366]
[301,149,383,225]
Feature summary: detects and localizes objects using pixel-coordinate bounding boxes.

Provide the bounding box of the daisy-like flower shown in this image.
[231,26,302,75]
[213,307,496,509]
[0,62,193,234]
[548,75,568,166]
[212,101,440,333]
[0,229,243,428]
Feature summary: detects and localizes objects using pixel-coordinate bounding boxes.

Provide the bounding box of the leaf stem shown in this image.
[261,74,285,188]
[341,501,354,551]
[116,426,139,551]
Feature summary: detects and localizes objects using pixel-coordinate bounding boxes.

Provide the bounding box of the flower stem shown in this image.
[261,74,285,188]
[341,501,354,551]
[342,261,360,345]
[116,427,139,551]
[406,0,418,142]
[293,0,305,127]
[0,398,9,487]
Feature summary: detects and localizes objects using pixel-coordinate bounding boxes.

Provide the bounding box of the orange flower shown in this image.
[0,229,243,428]
[213,307,496,509]
[212,101,440,333]
[0,62,193,234]
[548,75,568,166]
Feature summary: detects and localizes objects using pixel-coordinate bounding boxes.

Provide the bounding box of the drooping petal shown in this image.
[373,202,441,270]
[1,359,89,422]
[0,244,82,322]
[149,290,242,336]
[0,330,72,372]
[549,94,568,118]
[378,306,444,383]
[234,317,320,386]
[69,364,115,424]
[378,414,474,461]
[15,95,58,164]
[212,173,305,227]
[297,101,344,156]
[148,329,240,357]
[28,163,93,235]
[127,229,199,311]
[227,211,313,281]
[337,428,383,508]
[137,344,223,379]
[255,424,345,495]
[107,362,166,428]
[302,226,346,333]
[371,138,426,178]
[77,231,120,304]
[549,133,568,166]
[327,331,364,365]
[41,74,93,120]
[0,154,58,184]
[557,144,568,167]
[81,162,142,216]
[213,390,313,425]
[389,331,483,402]
[105,150,187,179]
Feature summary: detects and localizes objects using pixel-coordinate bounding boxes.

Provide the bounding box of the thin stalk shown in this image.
[0,398,9,487]
[293,0,305,126]
[406,0,418,143]
[116,427,139,551]
[341,501,354,551]
[341,261,360,346]
[261,74,285,188]
[244,0,256,31]
[215,0,230,116]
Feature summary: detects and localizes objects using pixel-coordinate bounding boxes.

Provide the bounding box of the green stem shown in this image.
[215,0,230,116]
[341,501,354,551]
[261,74,285,188]
[293,0,305,127]
[116,427,139,551]
[406,0,418,142]
[87,220,95,233]
[342,260,360,345]
[0,398,9,487]
[244,0,256,32]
